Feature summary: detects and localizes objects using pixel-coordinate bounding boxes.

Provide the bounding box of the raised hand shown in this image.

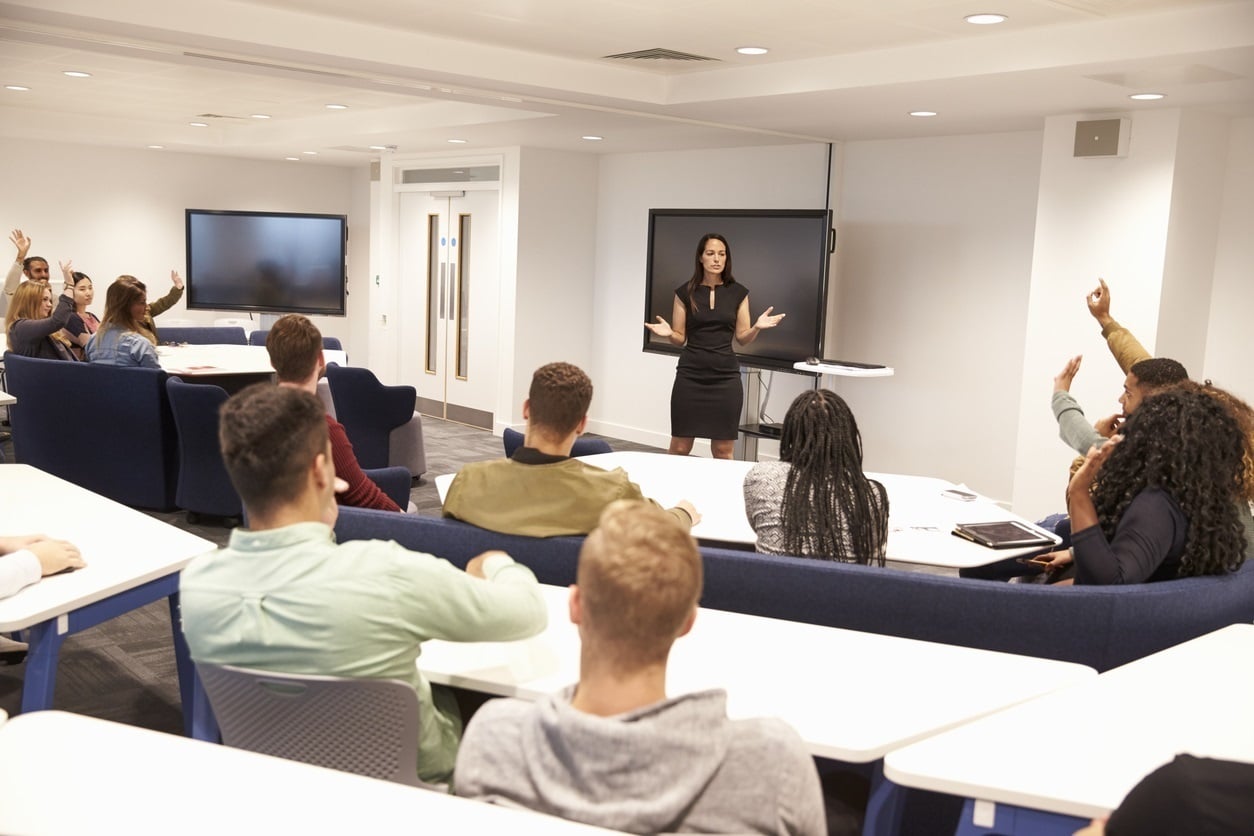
[644,316,673,338]
[754,306,786,330]
[9,228,31,260]
[171,269,185,290]
[1053,355,1082,392]
[59,259,74,283]
[1086,278,1112,325]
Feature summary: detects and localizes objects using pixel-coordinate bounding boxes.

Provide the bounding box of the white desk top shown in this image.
[0,389,14,407]
[792,360,895,377]
[156,343,347,376]
[436,451,1055,566]
[884,623,1254,819]
[420,584,1094,763]
[0,465,215,631]
[0,711,620,835]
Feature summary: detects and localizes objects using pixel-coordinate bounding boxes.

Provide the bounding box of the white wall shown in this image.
[834,131,1044,501]
[590,143,830,450]
[0,138,363,345]
[1204,116,1254,403]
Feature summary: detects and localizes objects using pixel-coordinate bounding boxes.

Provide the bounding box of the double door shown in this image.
[398,190,499,428]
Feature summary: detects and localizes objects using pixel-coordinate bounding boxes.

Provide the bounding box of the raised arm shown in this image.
[147,272,185,318]
[1086,278,1151,373]
[734,297,785,345]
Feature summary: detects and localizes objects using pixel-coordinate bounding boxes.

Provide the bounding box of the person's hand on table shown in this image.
[1073,818,1106,836]
[1086,278,1113,327]
[465,550,510,578]
[1054,355,1082,393]
[27,539,85,575]
[675,499,701,526]
[0,534,45,554]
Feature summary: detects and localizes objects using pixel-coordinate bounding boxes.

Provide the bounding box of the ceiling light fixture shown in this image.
[964,13,1007,25]
[736,46,768,55]
[189,121,209,127]
[63,70,92,78]
[368,145,388,151]
[909,110,938,117]
[147,145,164,150]
[1129,92,1166,101]
[302,150,318,155]
[5,85,30,91]
[325,103,348,110]
[285,156,300,161]
[581,135,603,141]
[447,138,468,144]
[250,113,271,119]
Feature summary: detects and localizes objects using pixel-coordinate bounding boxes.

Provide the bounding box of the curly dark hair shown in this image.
[1091,388,1247,577]
[1171,380,1254,502]
[778,389,888,564]
[1130,356,1188,388]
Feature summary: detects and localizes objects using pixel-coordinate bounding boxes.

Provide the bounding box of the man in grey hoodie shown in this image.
[454,500,826,835]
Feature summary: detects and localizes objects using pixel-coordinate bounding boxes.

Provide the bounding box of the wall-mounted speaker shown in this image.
[1074,118,1130,158]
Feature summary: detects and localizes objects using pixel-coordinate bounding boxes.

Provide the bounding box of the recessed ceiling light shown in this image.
[285,156,300,161]
[5,85,30,91]
[447,138,468,144]
[147,145,164,150]
[368,145,388,151]
[964,13,1007,25]
[250,113,271,119]
[189,121,209,128]
[1129,92,1166,101]
[63,70,92,78]
[909,110,938,117]
[581,135,603,141]
[325,103,348,110]
[736,46,769,55]
[302,150,318,155]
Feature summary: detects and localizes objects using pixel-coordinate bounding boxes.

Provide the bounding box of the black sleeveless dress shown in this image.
[670,281,748,440]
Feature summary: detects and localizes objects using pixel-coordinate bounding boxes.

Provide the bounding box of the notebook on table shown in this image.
[951,521,1055,549]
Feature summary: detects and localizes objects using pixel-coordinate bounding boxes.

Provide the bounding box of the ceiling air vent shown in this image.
[603,48,719,62]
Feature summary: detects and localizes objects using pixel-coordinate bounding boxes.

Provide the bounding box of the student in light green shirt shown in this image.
[180,384,547,784]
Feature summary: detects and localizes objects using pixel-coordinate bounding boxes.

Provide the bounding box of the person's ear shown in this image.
[675,606,697,638]
[312,451,332,491]
[568,584,582,625]
[576,414,588,436]
[522,399,531,421]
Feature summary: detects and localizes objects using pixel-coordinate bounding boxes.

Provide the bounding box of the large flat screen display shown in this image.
[643,209,831,372]
[186,209,347,315]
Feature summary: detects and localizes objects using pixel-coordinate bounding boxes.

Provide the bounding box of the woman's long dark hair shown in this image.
[1091,388,1247,577]
[778,389,888,564]
[685,233,735,316]
[100,275,147,334]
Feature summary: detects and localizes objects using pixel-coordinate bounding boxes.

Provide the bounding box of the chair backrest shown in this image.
[322,336,343,352]
[196,662,431,788]
[247,329,268,346]
[503,426,610,458]
[324,365,416,469]
[161,326,248,346]
[166,378,242,518]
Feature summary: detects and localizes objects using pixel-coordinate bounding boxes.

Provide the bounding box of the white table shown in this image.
[0,389,14,407]
[157,343,347,376]
[883,623,1254,833]
[792,359,895,378]
[0,711,620,835]
[441,450,1055,567]
[0,465,215,721]
[420,584,1093,835]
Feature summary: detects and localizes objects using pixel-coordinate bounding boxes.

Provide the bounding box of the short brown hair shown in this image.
[219,383,329,518]
[100,275,148,333]
[267,314,323,382]
[528,362,592,436]
[576,500,703,668]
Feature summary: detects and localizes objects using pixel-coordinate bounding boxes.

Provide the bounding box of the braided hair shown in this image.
[778,389,888,564]
[1091,388,1247,577]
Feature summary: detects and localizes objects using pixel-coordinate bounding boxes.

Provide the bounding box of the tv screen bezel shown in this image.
[185,208,348,316]
[642,208,831,373]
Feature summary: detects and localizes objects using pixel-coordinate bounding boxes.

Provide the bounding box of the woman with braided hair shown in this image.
[1043,387,1248,584]
[742,389,888,563]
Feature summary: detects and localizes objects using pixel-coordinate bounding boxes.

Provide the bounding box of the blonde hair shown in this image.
[5,282,53,349]
[576,500,702,668]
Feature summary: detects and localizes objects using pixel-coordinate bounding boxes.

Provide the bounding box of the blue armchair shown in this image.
[166,378,242,521]
[161,326,248,346]
[324,365,417,471]
[502,426,612,458]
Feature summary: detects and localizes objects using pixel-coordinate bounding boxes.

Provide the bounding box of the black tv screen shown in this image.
[643,209,831,372]
[186,209,347,315]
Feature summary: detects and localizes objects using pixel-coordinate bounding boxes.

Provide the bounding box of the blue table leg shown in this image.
[863,761,908,836]
[168,591,198,737]
[955,798,1089,835]
[19,619,67,713]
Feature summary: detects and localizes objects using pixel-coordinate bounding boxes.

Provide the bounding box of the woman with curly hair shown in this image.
[1048,387,1248,584]
[742,389,888,563]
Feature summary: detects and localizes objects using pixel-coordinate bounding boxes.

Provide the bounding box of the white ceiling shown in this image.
[0,0,1251,165]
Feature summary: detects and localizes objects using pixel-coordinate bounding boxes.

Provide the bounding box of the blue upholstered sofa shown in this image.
[5,352,180,510]
[334,506,1254,672]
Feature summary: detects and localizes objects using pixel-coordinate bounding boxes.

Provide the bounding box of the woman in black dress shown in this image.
[644,233,785,459]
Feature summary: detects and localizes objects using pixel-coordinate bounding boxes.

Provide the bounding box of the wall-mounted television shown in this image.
[185,209,347,316]
[643,208,832,372]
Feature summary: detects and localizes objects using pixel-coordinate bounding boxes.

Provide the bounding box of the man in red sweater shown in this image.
[266,315,403,512]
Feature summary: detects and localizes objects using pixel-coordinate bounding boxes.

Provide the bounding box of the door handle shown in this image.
[438,263,446,321]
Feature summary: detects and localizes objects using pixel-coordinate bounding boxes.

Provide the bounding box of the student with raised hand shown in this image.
[2,229,36,317]
[136,270,184,345]
[180,383,546,785]
[58,261,101,360]
[4,279,82,360]
[0,535,85,599]
[84,276,160,368]
[743,389,888,563]
[455,500,825,836]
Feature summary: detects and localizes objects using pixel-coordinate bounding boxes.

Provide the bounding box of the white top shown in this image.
[0,711,621,835]
[884,623,1254,819]
[156,343,347,376]
[0,465,215,631]
[419,584,1094,763]
[0,549,40,599]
